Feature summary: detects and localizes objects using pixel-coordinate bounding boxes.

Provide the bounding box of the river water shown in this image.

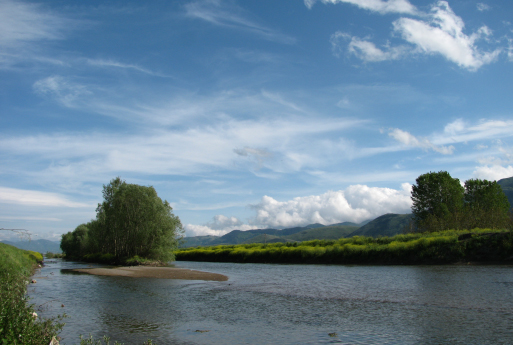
[28,259,513,344]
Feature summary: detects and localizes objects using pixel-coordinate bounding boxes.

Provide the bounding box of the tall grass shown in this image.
[176,229,513,265]
[0,243,65,345]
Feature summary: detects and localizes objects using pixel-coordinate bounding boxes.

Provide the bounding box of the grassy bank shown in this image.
[0,242,64,345]
[176,229,513,265]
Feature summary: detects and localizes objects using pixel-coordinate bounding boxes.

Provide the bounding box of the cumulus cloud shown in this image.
[185,183,413,236]
[388,128,455,154]
[305,0,417,14]
[392,1,501,70]
[250,184,412,228]
[185,215,259,236]
[325,0,503,70]
[473,165,513,181]
[0,187,90,208]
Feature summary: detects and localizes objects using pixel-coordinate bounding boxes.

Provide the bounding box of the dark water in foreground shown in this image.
[28,260,513,344]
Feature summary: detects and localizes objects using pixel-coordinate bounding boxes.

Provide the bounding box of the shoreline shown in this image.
[68,266,228,281]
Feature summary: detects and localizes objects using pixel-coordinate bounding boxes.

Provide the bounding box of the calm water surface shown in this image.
[28,260,513,344]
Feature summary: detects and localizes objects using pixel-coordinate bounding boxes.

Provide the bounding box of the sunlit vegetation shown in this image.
[0,242,65,344]
[61,177,183,265]
[176,229,513,264]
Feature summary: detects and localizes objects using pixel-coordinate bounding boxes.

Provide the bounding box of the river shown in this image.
[28,259,513,344]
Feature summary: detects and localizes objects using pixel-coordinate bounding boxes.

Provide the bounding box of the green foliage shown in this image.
[411,172,512,232]
[463,179,510,229]
[62,177,184,263]
[176,229,513,265]
[0,243,65,345]
[411,171,464,231]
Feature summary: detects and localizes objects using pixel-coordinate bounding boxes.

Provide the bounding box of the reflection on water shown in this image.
[28,260,513,344]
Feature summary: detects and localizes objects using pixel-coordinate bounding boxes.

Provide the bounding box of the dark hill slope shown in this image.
[498,176,513,210]
[349,213,413,237]
[284,225,359,241]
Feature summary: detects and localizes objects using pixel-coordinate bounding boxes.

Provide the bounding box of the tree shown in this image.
[63,177,184,262]
[60,224,89,259]
[463,179,510,229]
[411,171,464,231]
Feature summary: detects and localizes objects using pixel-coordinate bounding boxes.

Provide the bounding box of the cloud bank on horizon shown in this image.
[1,0,512,240]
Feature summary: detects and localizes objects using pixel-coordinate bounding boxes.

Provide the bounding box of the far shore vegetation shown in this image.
[177,171,513,264]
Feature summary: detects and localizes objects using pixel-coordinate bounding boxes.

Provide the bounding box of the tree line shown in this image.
[61,177,183,263]
[411,171,511,232]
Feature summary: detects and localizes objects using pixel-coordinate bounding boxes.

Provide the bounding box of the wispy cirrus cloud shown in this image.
[0,0,67,48]
[387,128,455,154]
[86,59,168,77]
[184,0,296,44]
[305,0,416,14]
[0,186,91,208]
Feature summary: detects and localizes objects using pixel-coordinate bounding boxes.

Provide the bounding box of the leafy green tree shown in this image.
[411,171,464,231]
[65,177,183,262]
[464,179,510,229]
[60,224,89,259]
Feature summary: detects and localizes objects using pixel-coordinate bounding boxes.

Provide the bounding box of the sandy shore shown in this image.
[70,266,228,281]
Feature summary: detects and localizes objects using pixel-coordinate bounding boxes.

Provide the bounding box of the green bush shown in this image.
[176,229,513,265]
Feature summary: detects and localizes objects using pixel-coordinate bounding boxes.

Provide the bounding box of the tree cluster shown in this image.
[411,171,511,232]
[61,177,183,263]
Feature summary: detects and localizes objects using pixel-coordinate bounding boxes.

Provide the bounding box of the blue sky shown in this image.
[1,0,513,241]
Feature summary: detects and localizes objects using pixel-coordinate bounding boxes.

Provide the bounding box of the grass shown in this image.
[176,228,513,265]
[0,242,65,345]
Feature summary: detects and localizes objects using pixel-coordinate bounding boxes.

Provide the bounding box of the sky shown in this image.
[1,0,513,241]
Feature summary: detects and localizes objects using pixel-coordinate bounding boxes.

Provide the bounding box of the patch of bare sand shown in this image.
[70,266,228,281]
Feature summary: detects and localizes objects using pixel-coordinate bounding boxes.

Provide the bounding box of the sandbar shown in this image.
[70,266,228,281]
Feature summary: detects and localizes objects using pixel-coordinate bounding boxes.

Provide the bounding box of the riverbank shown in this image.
[69,266,228,281]
[0,242,64,344]
[176,229,513,265]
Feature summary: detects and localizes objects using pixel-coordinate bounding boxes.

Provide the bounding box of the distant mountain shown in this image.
[498,176,513,210]
[283,225,359,242]
[0,239,62,254]
[349,213,413,237]
[180,223,365,247]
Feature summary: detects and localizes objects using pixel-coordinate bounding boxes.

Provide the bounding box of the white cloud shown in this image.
[185,215,259,236]
[184,0,295,44]
[306,0,416,14]
[388,128,455,154]
[249,184,412,228]
[473,165,513,181]
[0,0,66,48]
[86,59,166,77]
[0,187,90,208]
[331,32,407,61]
[434,119,513,145]
[393,1,501,70]
[476,3,490,12]
[33,76,92,108]
[185,183,413,236]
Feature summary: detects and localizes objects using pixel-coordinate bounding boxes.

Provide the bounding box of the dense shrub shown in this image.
[176,229,513,265]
